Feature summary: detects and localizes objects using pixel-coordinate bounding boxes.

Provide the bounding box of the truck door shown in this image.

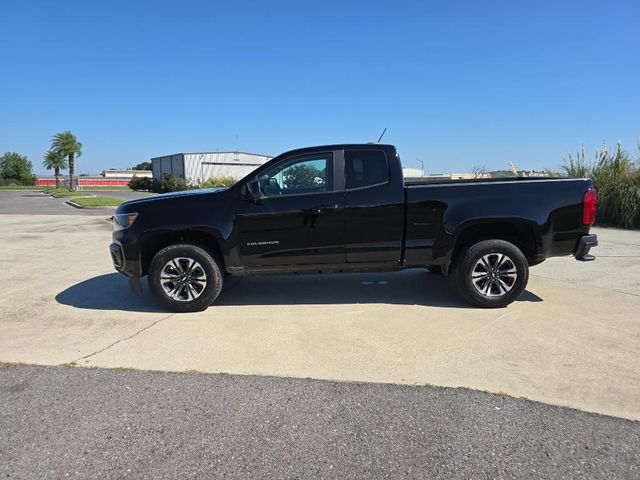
[343,148,405,264]
[235,150,346,268]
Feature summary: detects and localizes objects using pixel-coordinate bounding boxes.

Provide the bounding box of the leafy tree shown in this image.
[0,152,36,185]
[51,131,82,190]
[283,164,325,190]
[133,161,152,170]
[42,150,68,188]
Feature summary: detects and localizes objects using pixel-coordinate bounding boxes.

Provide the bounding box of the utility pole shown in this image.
[417,159,424,177]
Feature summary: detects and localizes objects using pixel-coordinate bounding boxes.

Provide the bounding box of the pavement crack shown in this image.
[73,313,175,363]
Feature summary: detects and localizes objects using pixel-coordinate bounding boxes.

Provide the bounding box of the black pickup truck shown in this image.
[110,144,597,312]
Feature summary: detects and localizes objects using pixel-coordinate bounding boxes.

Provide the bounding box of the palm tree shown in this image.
[51,131,82,190]
[42,150,68,188]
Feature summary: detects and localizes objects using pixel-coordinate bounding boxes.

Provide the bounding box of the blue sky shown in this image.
[1,0,638,175]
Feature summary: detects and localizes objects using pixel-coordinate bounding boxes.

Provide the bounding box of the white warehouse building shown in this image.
[151,151,273,184]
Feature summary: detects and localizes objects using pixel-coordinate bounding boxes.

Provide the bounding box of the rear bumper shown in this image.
[575,234,598,261]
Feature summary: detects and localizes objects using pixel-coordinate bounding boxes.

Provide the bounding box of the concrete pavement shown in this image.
[0,209,639,420]
[534,226,640,295]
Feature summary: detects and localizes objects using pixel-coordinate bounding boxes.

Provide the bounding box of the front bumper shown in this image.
[575,234,598,261]
[110,242,143,293]
[109,242,125,270]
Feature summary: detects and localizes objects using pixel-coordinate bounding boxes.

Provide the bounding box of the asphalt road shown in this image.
[0,190,154,215]
[1,365,638,480]
[0,191,109,215]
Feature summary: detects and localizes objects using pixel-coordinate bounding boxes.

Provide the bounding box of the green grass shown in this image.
[51,191,92,197]
[70,196,122,208]
[43,188,91,197]
[81,186,132,191]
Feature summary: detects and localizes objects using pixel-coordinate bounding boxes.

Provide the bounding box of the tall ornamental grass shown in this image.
[563,141,640,229]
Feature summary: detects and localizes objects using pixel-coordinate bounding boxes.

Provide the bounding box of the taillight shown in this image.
[582,188,597,225]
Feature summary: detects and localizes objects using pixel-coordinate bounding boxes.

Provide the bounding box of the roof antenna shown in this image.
[377,127,387,143]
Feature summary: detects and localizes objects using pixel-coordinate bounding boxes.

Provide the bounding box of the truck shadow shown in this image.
[56,273,164,313]
[55,270,542,312]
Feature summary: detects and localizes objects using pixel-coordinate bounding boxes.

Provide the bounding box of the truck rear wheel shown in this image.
[148,243,223,313]
[454,239,528,308]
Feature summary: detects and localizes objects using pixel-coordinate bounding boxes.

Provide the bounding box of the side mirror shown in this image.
[243,177,264,203]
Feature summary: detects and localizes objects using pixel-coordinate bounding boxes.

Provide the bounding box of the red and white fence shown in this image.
[36,178,131,187]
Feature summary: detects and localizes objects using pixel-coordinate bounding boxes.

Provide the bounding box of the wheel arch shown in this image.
[139,229,225,276]
[451,220,540,265]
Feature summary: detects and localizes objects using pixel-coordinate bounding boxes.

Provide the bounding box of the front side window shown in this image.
[259,153,333,196]
[345,149,389,189]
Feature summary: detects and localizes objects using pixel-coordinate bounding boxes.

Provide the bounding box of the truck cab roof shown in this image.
[276,144,397,159]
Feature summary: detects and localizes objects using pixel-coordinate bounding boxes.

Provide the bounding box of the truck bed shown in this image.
[402,177,592,266]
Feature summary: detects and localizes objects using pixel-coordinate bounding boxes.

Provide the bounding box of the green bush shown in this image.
[0,178,20,186]
[199,175,238,188]
[128,176,154,191]
[563,141,640,229]
[154,173,189,193]
[0,175,37,186]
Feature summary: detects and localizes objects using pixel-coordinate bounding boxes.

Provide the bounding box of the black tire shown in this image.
[454,239,528,308]
[148,243,223,313]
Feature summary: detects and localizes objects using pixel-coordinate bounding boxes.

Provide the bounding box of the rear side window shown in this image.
[345,150,389,189]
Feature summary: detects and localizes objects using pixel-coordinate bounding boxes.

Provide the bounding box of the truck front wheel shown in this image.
[148,243,223,313]
[454,239,529,308]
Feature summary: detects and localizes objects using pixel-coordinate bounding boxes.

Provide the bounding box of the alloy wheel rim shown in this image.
[160,257,207,302]
[471,253,518,298]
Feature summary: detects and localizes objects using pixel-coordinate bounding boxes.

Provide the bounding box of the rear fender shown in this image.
[447,219,541,264]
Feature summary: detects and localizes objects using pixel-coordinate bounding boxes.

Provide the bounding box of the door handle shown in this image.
[303,204,340,214]
[319,204,341,210]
